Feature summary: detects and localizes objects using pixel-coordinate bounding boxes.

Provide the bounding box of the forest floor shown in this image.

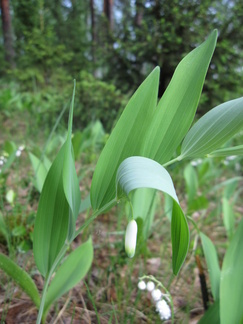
[0,112,240,323]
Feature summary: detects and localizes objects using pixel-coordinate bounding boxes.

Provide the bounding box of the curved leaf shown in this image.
[220,217,243,324]
[200,232,221,301]
[44,237,93,316]
[116,156,189,275]
[181,97,243,158]
[0,253,40,308]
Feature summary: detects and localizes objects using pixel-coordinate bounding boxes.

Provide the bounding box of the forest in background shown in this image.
[0,0,243,130]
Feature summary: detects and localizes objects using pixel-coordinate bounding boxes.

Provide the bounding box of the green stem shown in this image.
[36,244,68,324]
[162,155,183,167]
[74,198,117,239]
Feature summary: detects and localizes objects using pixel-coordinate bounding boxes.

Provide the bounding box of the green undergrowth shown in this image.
[0,108,242,322]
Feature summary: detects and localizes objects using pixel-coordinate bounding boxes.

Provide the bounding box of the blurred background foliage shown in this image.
[0,0,243,131]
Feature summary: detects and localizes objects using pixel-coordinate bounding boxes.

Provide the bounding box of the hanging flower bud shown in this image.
[125,219,137,258]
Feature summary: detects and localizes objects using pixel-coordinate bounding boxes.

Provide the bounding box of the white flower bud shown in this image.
[138,280,146,290]
[125,219,137,258]
[146,281,155,292]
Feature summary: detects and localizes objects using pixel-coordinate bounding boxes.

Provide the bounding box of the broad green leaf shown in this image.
[181,97,243,158]
[44,237,93,316]
[131,188,157,239]
[0,252,40,308]
[91,67,160,209]
[208,144,243,157]
[222,197,235,239]
[143,30,217,163]
[198,300,220,324]
[29,152,51,192]
[91,31,217,211]
[116,156,189,275]
[200,232,221,301]
[63,82,81,241]
[33,145,69,277]
[220,217,243,324]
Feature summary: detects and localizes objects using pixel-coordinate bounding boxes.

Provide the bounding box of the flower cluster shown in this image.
[138,279,171,321]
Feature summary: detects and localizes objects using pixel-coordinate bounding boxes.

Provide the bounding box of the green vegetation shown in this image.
[1,1,243,323]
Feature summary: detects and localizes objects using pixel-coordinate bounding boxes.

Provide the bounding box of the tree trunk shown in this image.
[135,0,143,27]
[90,0,96,62]
[103,0,113,30]
[0,0,15,68]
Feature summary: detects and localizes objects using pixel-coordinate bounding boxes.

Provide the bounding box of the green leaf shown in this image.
[44,237,93,316]
[220,217,243,324]
[222,197,235,239]
[198,300,220,324]
[208,144,243,157]
[200,232,221,301]
[12,225,27,237]
[29,152,51,192]
[91,31,217,211]
[79,194,91,213]
[131,188,157,239]
[181,97,243,158]
[62,82,81,241]
[33,82,81,276]
[116,156,189,275]
[184,163,198,204]
[143,30,218,163]
[0,252,40,308]
[33,145,69,277]
[90,67,160,210]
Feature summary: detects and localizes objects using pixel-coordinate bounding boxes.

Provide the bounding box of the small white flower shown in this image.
[138,280,146,290]
[151,289,162,302]
[16,150,21,157]
[19,145,25,151]
[0,160,3,166]
[125,219,137,258]
[156,299,171,320]
[146,281,155,292]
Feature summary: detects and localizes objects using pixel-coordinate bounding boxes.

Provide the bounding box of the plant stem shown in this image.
[162,155,183,167]
[36,244,68,324]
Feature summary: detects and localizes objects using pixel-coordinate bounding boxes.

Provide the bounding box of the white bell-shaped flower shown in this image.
[125,219,137,258]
